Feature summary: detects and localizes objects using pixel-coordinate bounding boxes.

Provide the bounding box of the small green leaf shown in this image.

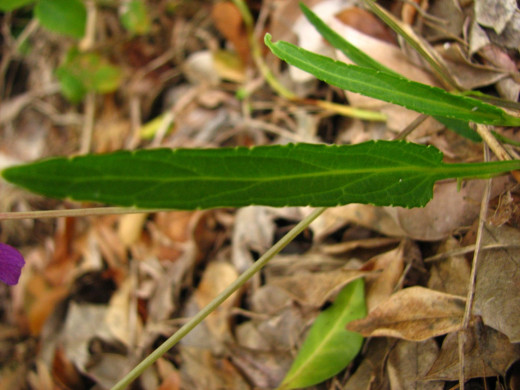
[120,0,151,35]
[34,0,86,38]
[0,0,35,12]
[279,278,366,389]
[2,141,520,210]
[56,48,123,102]
[264,34,520,127]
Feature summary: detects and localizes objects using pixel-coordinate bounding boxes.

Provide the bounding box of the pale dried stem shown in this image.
[0,207,160,220]
[474,123,513,161]
[458,144,492,389]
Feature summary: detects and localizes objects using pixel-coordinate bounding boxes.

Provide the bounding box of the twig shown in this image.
[79,92,96,154]
[473,123,513,161]
[0,207,160,220]
[458,144,492,389]
[393,113,429,140]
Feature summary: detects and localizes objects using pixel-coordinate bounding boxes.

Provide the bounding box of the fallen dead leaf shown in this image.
[211,2,250,64]
[427,237,470,297]
[424,324,520,381]
[193,261,240,342]
[389,177,512,241]
[362,241,406,312]
[387,339,442,390]
[343,338,392,389]
[179,346,250,390]
[270,268,370,307]
[228,345,292,389]
[335,6,396,44]
[474,223,520,342]
[157,357,181,390]
[26,274,69,336]
[347,287,465,341]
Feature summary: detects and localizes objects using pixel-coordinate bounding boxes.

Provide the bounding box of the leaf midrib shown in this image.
[17,164,480,184]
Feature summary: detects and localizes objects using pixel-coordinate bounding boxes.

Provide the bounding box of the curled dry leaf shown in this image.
[362,241,406,312]
[270,268,370,307]
[347,287,465,341]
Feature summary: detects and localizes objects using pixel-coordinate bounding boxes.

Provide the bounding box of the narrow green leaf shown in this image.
[0,0,35,12]
[2,141,520,210]
[362,0,458,89]
[264,34,520,127]
[279,278,366,389]
[299,4,483,142]
[434,116,482,142]
[34,0,86,39]
[299,3,399,77]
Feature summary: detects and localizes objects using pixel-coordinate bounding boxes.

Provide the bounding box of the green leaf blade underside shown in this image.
[279,278,366,389]
[2,141,520,210]
[264,35,520,126]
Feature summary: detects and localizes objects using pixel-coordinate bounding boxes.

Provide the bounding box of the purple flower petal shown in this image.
[0,243,25,285]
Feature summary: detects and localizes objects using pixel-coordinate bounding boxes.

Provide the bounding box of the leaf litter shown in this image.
[1,0,520,389]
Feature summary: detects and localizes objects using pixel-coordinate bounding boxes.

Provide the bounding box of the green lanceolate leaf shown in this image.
[264,35,520,127]
[2,141,520,210]
[279,278,366,389]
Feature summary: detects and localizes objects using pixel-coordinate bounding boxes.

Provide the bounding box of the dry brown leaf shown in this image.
[236,304,317,353]
[347,287,465,341]
[314,204,406,242]
[335,6,396,44]
[387,339,442,390]
[321,236,400,255]
[270,268,370,307]
[180,346,250,390]
[435,43,507,90]
[26,275,69,336]
[157,358,181,390]
[363,242,406,312]
[211,2,250,64]
[474,223,520,342]
[344,338,392,390]
[0,364,27,390]
[228,345,292,389]
[194,261,239,341]
[424,325,520,381]
[389,177,512,241]
[427,238,470,297]
[155,211,196,243]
